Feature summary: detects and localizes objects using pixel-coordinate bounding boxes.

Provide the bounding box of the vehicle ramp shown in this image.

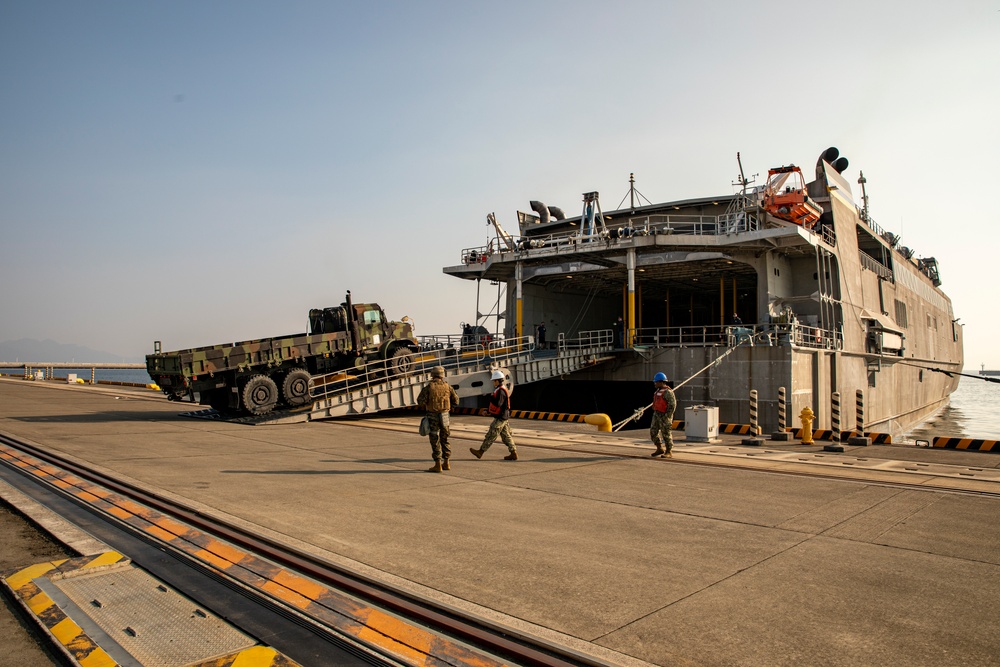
[307,331,614,421]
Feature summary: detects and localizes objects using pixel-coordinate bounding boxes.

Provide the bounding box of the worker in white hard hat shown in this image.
[469,369,518,461]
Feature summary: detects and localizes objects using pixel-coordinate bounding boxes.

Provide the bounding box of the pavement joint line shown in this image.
[591,532,815,645]
[0,441,548,667]
[335,418,1000,490]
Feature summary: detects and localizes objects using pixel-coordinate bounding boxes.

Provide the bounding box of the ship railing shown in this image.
[858,209,886,238]
[819,225,837,247]
[629,323,842,350]
[715,212,761,234]
[460,246,493,265]
[456,211,764,264]
[859,251,894,281]
[418,332,504,353]
[557,329,614,351]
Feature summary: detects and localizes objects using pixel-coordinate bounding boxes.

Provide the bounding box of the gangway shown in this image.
[307,330,615,421]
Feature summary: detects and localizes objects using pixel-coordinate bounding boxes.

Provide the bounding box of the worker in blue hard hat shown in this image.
[650,372,677,458]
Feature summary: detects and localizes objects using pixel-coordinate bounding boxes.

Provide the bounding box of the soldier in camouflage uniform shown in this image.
[417,366,459,473]
[470,370,518,461]
[650,372,677,458]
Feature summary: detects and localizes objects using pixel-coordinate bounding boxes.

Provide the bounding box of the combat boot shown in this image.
[442,459,451,471]
[427,461,443,473]
[651,447,665,458]
[661,450,673,459]
[504,451,518,461]
[469,448,484,459]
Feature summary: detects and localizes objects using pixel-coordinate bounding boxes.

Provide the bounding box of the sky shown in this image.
[1,1,998,369]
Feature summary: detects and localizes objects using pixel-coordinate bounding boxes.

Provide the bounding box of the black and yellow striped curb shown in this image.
[510,409,586,422]
[786,428,892,443]
[719,423,758,435]
[0,443,505,667]
[933,437,999,453]
[2,552,128,667]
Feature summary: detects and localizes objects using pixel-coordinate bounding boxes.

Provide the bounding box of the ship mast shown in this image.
[733,151,755,197]
[858,170,870,222]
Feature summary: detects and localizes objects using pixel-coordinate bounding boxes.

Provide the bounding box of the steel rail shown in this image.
[0,432,616,667]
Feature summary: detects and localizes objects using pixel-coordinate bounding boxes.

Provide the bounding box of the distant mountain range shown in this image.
[0,338,141,363]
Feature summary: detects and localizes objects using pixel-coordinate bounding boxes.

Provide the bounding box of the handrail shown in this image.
[859,251,894,281]
[457,211,763,264]
[309,330,612,402]
[629,323,841,350]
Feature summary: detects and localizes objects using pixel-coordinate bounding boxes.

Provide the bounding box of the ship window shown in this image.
[773,268,780,276]
[919,370,924,382]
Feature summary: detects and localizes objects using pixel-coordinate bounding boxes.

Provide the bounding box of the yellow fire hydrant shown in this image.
[799,406,815,444]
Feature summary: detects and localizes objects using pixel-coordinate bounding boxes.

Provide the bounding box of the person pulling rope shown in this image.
[612,330,771,432]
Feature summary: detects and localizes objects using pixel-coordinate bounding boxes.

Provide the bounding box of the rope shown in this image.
[611,330,770,431]
[897,360,1000,384]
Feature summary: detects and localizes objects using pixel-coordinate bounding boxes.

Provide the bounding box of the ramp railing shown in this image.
[306,330,615,420]
[308,336,536,403]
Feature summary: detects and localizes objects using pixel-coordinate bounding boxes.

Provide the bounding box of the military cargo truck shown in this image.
[146,292,418,415]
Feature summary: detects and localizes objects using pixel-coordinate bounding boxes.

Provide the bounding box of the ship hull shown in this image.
[444,150,963,439]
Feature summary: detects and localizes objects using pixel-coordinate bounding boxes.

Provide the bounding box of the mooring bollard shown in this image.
[831,392,841,440]
[856,389,865,436]
[847,389,871,446]
[772,386,790,441]
[743,389,763,446]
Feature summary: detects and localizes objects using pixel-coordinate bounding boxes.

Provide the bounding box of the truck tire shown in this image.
[387,347,413,377]
[242,375,278,415]
[281,369,311,407]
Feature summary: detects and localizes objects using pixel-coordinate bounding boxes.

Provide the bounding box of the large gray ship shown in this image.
[444,147,963,437]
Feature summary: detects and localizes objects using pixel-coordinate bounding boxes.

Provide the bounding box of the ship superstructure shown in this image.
[444,147,964,436]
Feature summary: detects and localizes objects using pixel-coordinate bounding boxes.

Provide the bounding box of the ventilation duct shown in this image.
[529,201,550,225]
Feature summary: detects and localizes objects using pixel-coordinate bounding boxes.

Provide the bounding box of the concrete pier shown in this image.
[1,377,999,666]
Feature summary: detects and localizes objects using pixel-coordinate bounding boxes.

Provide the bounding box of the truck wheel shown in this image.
[242,375,278,415]
[388,348,413,377]
[281,369,311,407]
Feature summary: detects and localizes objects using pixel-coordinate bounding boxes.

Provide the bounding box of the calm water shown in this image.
[5,368,998,440]
[904,376,1000,441]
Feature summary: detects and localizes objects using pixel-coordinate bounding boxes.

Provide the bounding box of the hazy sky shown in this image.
[2,1,997,369]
